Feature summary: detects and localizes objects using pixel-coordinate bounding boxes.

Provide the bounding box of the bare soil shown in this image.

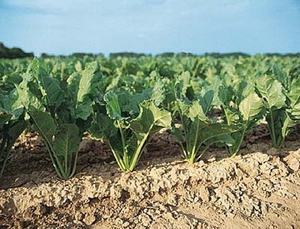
[0,125,299,229]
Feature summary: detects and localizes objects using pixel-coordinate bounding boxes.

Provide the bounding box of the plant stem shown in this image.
[190,119,200,163]
[229,128,246,157]
[268,109,280,148]
[128,132,149,171]
[117,120,129,169]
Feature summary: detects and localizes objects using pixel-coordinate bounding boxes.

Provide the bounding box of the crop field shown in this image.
[0,54,300,228]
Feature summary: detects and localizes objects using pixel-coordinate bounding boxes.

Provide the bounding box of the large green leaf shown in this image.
[90,111,118,140]
[150,78,166,107]
[130,101,172,135]
[28,108,58,144]
[28,59,64,108]
[77,61,101,102]
[104,90,122,120]
[39,74,64,107]
[255,74,286,109]
[0,89,24,118]
[176,100,208,123]
[218,85,234,107]
[15,74,43,110]
[235,80,256,103]
[287,79,300,119]
[199,89,214,115]
[67,72,81,98]
[104,88,148,120]
[198,124,236,148]
[53,124,80,158]
[175,71,193,101]
[122,90,151,116]
[272,64,291,91]
[255,73,299,148]
[67,65,103,120]
[240,93,264,122]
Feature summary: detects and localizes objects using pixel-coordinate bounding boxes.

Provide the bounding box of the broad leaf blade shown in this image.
[39,75,64,107]
[90,112,118,140]
[151,78,167,106]
[0,89,24,118]
[287,79,300,119]
[255,75,286,109]
[28,108,58,141]
[240,93,264,122]
[15,79,43,110]
[130,101,172,135]
[199,89,214,115]
[104,90,122,120]
[53,124,81,157]
[77,61,102,102]
[199,123,237,146]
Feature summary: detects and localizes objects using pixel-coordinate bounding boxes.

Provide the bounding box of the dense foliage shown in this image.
[0,43,34,59]
[0,54,299,179]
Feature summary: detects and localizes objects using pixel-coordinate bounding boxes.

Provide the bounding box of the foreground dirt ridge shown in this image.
[0,140,299,229]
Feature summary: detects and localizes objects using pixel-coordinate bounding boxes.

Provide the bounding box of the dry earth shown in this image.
[0,125,299,229]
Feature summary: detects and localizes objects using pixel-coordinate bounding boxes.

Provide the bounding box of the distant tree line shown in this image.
[1,42,299,59]
[0,42,34,59]
[109,52,300,58]
[109,52,151,58]
[39,51,300,59]
[41,52,105,58]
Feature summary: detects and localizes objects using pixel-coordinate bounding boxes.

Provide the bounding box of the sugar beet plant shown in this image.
[171,72,238,163]
[219,80,265,156]
[90,87,172,171]
[255,66,300,148]
[16,59,102,179]
[0,88,27,178]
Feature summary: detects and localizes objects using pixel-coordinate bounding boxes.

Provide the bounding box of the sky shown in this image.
[0,0,300,56]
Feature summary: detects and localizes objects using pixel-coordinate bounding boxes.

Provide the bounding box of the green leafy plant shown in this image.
[172,100,237,163]
[90,90,171,171]
[219,82,265,156]
[255,74,293,148]
[27,108,81,179]
[0,89,27,178]
[172,72,238,163]
[16,60,102,179]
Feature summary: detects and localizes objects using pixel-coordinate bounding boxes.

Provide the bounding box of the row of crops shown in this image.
[1,55,300,179]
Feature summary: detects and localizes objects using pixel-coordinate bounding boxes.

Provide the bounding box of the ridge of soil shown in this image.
[0,126,299,229]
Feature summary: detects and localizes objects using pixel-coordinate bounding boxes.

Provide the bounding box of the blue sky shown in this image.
[0,0,300,56]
